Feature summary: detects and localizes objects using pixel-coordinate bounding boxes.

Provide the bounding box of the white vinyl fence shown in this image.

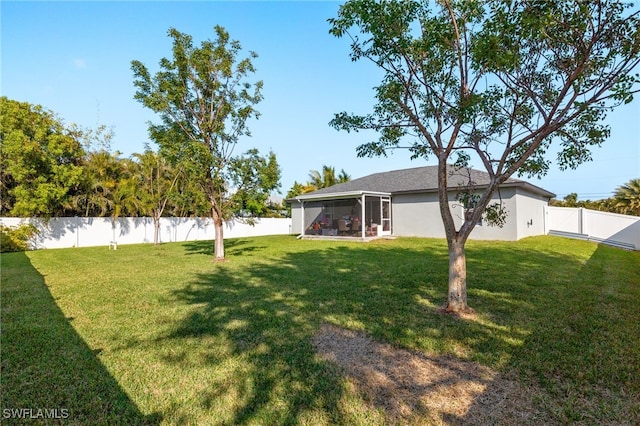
[544,206,639,250]
[3,208,637,250]
[0,216,292,250]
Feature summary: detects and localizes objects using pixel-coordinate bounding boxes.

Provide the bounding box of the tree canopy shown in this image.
[0,97,85,217]
[229,149,281,218]
[308,165,351,190]
[549,189,637,215]
[133,150,183,244]
[329,0,640,312]
[132,26,272,260]
[614,178,640,216]
[286,165,352,200]
[0,97,280,223]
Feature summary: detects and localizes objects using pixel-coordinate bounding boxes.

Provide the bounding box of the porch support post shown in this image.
[361,193,366,238]
[300,201,305,236]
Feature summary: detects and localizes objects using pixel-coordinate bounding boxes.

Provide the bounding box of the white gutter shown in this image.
[293,190,391,202]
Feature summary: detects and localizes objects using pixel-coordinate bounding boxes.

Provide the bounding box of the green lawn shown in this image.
[2,235,639,424]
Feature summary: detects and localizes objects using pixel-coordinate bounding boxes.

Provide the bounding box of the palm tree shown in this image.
[614,178,640,216]
[111,157,141,218]
[76,150,121,216]
[286,165,352,201]
[75,151,143,218]
[337,169,351,183]
[308,166,334,189]
[308,165,351,190]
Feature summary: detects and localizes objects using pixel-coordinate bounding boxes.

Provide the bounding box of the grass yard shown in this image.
[2,235,639,424]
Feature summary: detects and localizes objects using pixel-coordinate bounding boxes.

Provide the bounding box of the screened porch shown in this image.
[296,192,391,239]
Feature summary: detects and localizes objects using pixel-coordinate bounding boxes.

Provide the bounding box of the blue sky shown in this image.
[2,1,639,200]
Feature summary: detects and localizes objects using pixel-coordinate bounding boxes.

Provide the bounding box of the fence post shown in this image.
[578,208,584,234]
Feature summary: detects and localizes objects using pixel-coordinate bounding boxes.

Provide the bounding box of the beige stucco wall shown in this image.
[514,188,549,239]
[290,203,302,234]
[391,192,451,238]
[291,187,551,241]
[392,187,544,241]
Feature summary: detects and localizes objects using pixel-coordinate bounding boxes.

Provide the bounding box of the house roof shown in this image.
[290,165,555,201]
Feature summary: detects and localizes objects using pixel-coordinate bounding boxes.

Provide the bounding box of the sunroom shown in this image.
[290,191,392,239]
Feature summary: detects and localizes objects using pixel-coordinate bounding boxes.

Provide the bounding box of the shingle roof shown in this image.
[292,165,555,199]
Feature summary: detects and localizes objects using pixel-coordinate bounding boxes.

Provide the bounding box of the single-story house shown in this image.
[287,165,555,241]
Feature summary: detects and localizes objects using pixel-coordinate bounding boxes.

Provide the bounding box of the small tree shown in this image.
[133,150,183,245]
[132,26,263,261]
[329,0,640,313]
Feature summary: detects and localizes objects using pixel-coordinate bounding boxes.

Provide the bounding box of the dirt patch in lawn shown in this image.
[313,324,549,425]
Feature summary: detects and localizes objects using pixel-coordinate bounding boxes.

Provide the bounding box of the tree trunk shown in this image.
[213,219,224,261]
[153,215,160,245]
[208,183,226,261]
[436,161,471,313]
[445,238,470,313]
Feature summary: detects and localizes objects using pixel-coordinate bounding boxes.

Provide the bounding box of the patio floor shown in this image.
[299,235,396,242]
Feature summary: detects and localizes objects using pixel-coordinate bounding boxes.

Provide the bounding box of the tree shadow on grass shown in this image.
[161,237,639,424]
[0,252,161,425]
[454,239,640,424]
[158,240,511,423]
[160,265,349,424]
[183,238,265,257]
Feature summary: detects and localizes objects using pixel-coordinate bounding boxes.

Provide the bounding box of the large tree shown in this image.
[132,26,263,260]
[0,97,85,217]
[329,0,640,313]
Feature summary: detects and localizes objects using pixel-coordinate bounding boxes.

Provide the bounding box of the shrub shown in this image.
[0,223,39,252]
